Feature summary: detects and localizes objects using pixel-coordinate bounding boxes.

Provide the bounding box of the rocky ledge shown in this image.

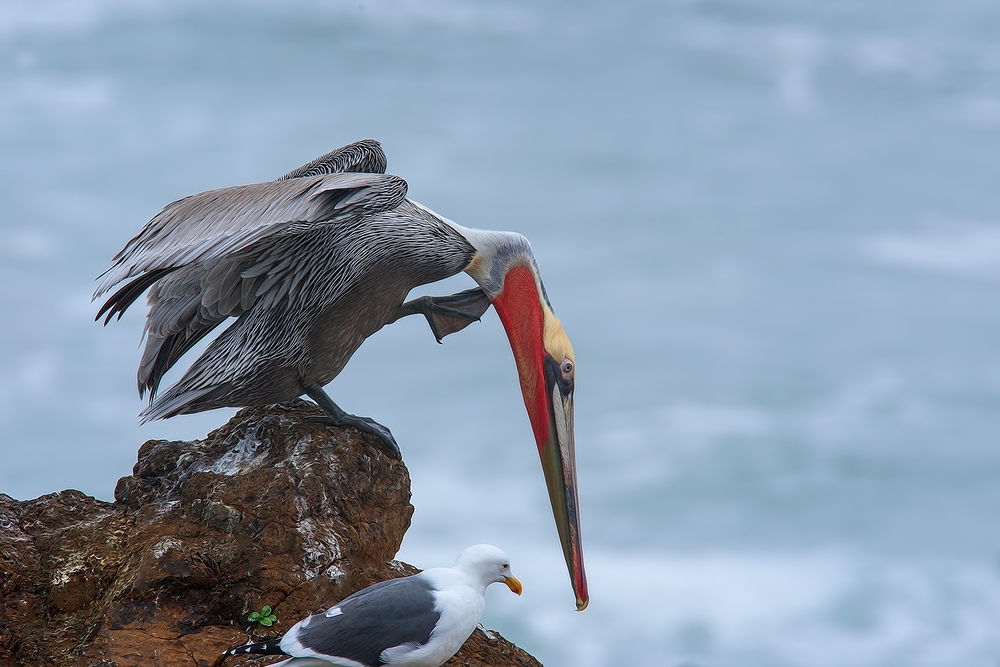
[0,401,540,667]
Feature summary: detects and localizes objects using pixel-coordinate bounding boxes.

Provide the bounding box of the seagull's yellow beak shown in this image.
[504,576,523,596]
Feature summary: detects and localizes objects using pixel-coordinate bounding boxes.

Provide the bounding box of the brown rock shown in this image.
[0,401,541,667]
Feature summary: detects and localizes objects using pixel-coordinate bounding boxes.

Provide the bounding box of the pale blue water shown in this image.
[3,1,1000,665]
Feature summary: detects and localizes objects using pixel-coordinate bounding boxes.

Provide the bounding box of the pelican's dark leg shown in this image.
[391,287,492,343]
[302,384,401,460]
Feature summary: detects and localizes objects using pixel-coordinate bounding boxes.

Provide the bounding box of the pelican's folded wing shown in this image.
[95,172,407,398]
[94,172,407,300]
[277,138,387,180]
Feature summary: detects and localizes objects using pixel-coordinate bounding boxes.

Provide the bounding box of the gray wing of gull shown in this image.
[282,575,440,666]
[94,172,408,398]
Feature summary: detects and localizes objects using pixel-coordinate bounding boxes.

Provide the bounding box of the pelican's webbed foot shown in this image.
[303,384,401,459]
[391,287,492,343]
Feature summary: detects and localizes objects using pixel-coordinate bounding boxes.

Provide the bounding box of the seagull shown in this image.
[95,140,588,609]
[224,545,522,667]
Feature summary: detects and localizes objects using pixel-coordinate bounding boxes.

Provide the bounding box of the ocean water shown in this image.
[3,1,1000,665]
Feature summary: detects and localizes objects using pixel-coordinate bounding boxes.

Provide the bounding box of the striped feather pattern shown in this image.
[94,172,407,299]
[95,141,479,417]
[276,137,387,180]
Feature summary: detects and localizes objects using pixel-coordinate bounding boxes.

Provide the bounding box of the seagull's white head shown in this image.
[452,544,522,596]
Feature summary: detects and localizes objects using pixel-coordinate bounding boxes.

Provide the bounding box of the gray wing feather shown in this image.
[94,172,406,299]
[284,575,440,666]
[96,172,407,398]
[278,138,387,180]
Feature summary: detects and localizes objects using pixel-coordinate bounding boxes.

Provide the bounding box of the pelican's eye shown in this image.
[561,359,574,376]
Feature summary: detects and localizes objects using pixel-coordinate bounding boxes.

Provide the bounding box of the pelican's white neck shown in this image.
[410,199,552,307]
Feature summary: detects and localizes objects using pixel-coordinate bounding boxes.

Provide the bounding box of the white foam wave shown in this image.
[955,97,1000,128]
[863,224,1000,276]
[0,0,530,39]
[0,228,56,261]
[0,78,114,119]
[486,548,1000,667]
[0,0,158,38]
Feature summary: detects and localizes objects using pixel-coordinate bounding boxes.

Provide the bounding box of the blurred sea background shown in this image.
[3,1,1000,665]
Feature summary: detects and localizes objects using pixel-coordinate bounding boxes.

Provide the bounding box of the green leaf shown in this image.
[259,617,273,627]
[266,615,277,623]
[260,605,272,616]
[248,612,262,622]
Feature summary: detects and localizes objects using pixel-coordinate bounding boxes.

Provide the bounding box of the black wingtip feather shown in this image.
[153,327,213,396]
[96,267,176,326]
[223,639,287,658]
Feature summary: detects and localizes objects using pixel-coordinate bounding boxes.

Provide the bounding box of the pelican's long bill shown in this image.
[492,264,588,611]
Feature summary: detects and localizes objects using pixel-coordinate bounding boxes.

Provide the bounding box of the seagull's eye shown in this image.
[503,563,509,569]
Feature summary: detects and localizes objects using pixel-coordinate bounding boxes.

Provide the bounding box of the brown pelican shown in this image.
[94,140,588,610]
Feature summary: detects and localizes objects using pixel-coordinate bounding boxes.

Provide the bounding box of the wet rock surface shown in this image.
[0,401,541,667]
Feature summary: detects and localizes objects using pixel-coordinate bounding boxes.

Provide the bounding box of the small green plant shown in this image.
[248,605,277,627]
